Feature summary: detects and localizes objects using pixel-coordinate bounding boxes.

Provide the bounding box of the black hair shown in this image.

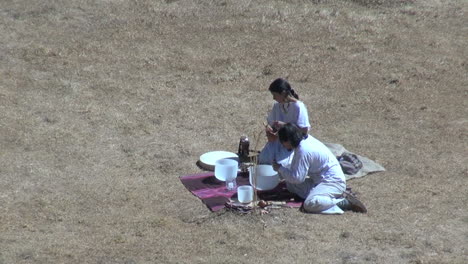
[268,78,299,99]
[278,123,304,148]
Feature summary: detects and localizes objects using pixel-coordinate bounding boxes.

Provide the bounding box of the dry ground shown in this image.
[1,0,467,263]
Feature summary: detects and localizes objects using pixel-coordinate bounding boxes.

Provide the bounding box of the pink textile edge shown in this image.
[180,172,303,211]
[180,172,214,180]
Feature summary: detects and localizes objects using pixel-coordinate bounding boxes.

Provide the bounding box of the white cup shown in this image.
[237,185,253,203]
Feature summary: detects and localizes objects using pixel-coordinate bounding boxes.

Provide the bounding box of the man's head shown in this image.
[278,123,303,150]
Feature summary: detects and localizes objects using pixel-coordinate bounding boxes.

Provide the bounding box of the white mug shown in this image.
[237,185,253,203]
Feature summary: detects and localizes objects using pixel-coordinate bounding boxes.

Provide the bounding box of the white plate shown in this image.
[199,151,239,171]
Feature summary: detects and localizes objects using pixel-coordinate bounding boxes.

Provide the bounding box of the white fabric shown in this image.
[258,140,292,167]
[259,100,311,165]
[302,182,346,214]
[266,101,311,130]
[278,136,346,214]
[278,136,345,185]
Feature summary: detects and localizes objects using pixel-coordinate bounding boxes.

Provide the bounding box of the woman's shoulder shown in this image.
[270,102,281,110]
[290,100,308,110]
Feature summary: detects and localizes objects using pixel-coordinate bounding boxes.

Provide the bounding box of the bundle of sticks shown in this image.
[248,123,269,210]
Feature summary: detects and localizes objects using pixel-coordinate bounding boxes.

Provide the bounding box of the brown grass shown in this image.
[1,0,467,263]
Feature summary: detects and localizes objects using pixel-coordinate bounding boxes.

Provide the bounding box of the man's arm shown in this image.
[274,148,310,184]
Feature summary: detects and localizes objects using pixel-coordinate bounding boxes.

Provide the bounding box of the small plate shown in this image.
[199,151,239,171]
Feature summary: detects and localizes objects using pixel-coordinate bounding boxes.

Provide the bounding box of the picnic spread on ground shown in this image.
[180,141,385,214]
[180,78,386,215]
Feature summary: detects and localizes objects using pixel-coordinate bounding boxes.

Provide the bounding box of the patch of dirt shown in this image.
[1,0,467,263]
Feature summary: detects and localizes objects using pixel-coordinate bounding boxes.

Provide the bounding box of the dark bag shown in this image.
[337,152,363,175]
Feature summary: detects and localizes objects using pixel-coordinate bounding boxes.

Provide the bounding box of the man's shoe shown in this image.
[337,194,367,213]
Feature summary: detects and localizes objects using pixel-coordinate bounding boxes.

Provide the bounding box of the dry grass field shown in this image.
[1,0,467,263]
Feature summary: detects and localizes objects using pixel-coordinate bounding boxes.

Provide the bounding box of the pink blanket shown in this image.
[180,171,303,212]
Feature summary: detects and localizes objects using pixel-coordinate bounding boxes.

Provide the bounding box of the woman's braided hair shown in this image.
[269,78,299,100]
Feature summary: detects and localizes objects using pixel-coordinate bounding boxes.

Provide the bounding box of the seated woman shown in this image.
[272,123,367,214]
[258,78,310,167]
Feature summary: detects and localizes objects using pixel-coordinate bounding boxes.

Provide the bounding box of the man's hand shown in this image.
[272,160,281,171]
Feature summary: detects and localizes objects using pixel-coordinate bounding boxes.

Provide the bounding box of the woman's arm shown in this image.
[272,120,308,135]
[295,101,311,132]
[265,125,278,142]
[299,126,309,135]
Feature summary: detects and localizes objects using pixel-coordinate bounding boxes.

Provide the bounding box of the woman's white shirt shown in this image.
[267,101,310,130]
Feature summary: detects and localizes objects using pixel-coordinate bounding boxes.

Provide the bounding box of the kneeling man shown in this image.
[272,123,366,214]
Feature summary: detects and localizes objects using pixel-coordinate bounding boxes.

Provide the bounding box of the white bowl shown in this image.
[214,158,238,182]
[249,165,280,191]
[199,151,238,171]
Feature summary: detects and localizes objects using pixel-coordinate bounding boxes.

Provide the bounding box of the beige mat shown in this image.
[325,143,386,180]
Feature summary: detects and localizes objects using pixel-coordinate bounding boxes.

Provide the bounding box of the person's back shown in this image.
[299,136,345,185]
[273,124,366,214]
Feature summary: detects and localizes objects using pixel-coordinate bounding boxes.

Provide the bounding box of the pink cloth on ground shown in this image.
[180,171,303,212]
